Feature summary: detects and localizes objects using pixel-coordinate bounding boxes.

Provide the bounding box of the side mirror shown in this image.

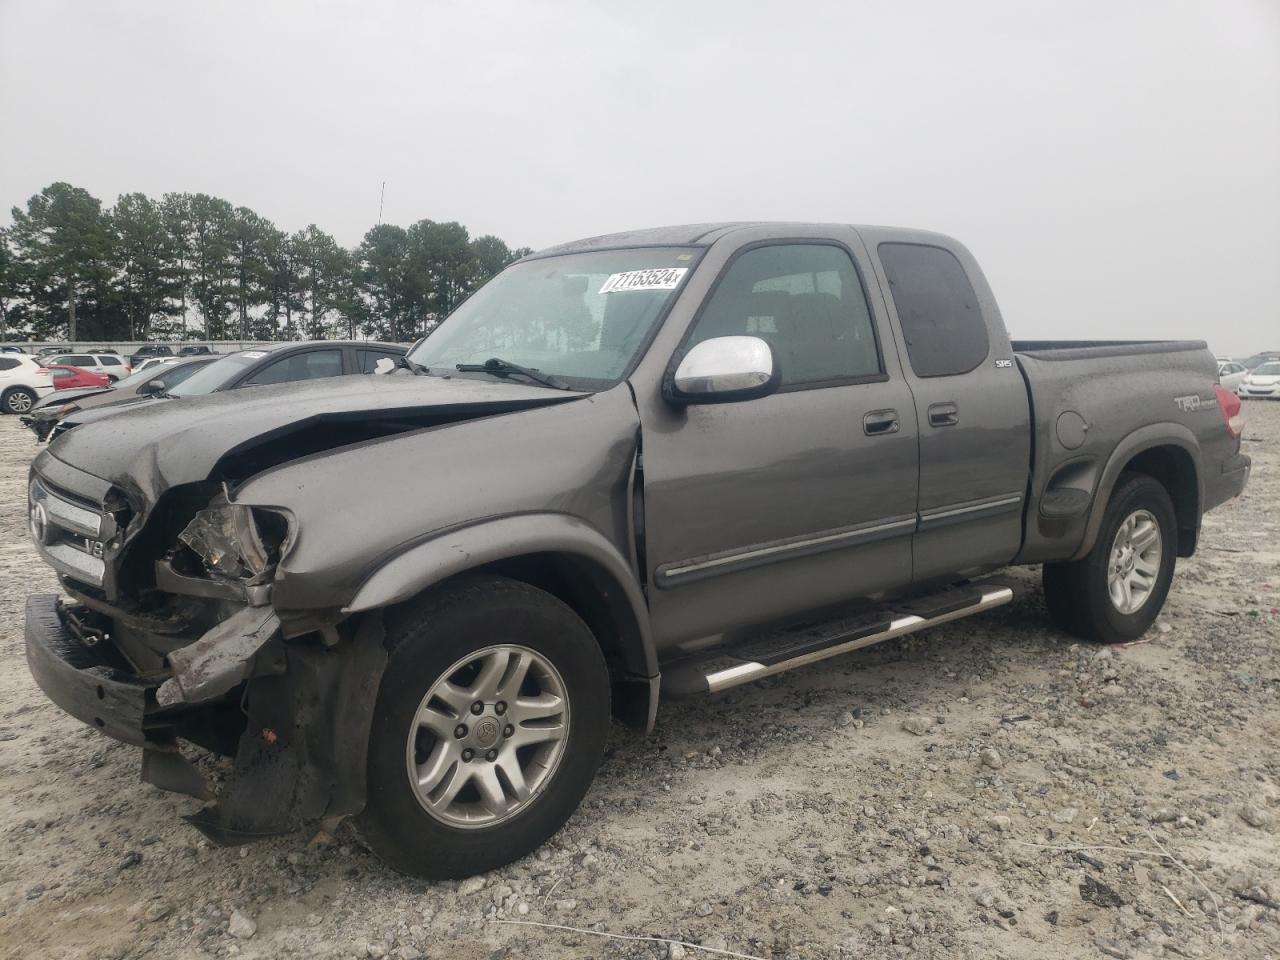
[666,336,780,405]
[141,379,166,395]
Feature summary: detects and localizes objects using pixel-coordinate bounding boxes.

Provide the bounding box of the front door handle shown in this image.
[863,409,900,436]
[928,401,959,427]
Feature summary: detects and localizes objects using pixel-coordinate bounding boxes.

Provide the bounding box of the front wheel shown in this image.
[1043,473,1177,644]
[355,576,610,879]
[2,387,37,414]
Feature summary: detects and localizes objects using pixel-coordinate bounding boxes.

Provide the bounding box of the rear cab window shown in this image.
[878,243,989,377]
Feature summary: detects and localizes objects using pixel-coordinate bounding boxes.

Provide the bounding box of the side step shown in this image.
[661,579,1017,697]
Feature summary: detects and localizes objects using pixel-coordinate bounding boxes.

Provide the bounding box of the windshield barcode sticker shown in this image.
[599,267,687,294]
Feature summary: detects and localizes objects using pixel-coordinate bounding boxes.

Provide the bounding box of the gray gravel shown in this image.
[0,404,1277,959]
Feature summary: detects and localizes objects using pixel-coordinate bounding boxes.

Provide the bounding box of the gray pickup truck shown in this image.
[24,222,1250,878]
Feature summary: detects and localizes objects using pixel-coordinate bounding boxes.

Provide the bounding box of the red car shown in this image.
[49,364,111,390]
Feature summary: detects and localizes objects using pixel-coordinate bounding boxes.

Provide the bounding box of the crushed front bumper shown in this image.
[20,409,60,441]
[24,594,155,746]
[24,592,390,845]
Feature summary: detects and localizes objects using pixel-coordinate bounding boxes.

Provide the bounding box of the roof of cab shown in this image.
[528,223,750,258]
[526,222,956,259]
[235,340,404,355]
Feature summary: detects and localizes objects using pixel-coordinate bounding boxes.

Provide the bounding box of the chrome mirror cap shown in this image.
[667,335,780,405]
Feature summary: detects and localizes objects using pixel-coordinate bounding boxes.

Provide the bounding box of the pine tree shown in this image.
[294,225,352,338]
[228,207,273,340]
[112,193,180,340]
[7,182,115,340]
[356,224,411,341]
[0,229,14,340]
[186,194,235,339]
[160,193,195,338]
[262,227,303,338]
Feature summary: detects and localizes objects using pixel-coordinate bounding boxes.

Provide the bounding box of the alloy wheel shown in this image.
[1107,508,1162,614]
[405,644,570,829]
[6,391,34,413]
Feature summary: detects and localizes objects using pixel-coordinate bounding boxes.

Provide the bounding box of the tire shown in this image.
[1043,473,1177,644]
[355,575,610,879]
[2,387,38,415]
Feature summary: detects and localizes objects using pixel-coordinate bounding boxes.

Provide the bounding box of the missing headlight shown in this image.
[178,495,290,580]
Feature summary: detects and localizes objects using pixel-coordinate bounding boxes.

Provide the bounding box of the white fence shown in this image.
[1,339,398,354]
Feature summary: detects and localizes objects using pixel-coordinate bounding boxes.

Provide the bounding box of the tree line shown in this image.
[0,182,531,344]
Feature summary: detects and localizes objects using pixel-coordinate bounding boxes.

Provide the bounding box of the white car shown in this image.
[133,356,192,374]
[0,354,56,414]
[1240,361,1280,400]
[45,352,131,381]
[1218,360,1248,394]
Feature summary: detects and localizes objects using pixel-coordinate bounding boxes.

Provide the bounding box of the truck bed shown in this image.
[1012,339,1208,361]
[1011,337,1225,566]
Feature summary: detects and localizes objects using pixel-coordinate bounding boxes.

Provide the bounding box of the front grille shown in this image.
[29,478,116,588]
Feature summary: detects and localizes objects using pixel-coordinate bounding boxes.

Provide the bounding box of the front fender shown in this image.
[344,512,657,679]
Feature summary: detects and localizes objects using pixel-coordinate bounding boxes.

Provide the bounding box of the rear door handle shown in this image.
[863,409,900,436]
[928,402,959,427]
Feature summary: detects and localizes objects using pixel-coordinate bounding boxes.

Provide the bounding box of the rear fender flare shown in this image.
[1071,423,1202,561]
[343,513,656,679]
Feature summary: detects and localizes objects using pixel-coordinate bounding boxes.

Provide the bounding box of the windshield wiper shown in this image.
[455,357,568,390]
[395,356,431,376]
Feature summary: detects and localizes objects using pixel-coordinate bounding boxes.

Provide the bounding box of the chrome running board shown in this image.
[661,581,1016,697]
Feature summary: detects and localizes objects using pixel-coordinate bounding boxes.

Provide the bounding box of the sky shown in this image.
[1,0,1277,354]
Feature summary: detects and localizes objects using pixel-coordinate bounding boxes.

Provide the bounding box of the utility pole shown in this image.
[377,181,385,226]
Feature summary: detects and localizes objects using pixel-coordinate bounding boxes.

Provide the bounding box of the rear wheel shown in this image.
[355,575,610,879]
[1043,473,1177,643]
[2,387,37,414]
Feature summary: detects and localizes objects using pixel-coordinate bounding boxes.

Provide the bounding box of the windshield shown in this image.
[168,352,264,396]
[1252,362,1280,376]
[407,247,699,388]
[1244,354,1280,369]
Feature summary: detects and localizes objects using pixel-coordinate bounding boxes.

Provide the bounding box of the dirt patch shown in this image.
[0,405,1276,959]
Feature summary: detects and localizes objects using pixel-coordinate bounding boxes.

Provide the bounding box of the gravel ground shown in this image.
[0,405,1276,960]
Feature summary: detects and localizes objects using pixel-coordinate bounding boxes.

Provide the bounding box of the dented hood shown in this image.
[41,374,584,501]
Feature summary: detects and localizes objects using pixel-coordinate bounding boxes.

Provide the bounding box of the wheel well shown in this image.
[447,552,654,729]
[1120,445,1199,556]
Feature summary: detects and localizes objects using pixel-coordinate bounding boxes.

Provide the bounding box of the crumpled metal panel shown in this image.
[156,605,281,707]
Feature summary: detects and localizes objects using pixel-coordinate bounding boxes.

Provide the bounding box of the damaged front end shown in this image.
[25,472,386,846]
[155,493,289,708]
